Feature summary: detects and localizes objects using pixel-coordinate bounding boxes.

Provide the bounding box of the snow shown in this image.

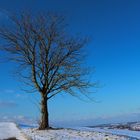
[73,127,140,139]
[91,127,140,139]
[130,123,140,131]
[1,122,140,140]
[22,127,129,140]
[0,122,28,140]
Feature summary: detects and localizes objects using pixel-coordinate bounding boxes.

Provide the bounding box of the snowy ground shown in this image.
[73,127,140,139]
[86,127,140,139]
[22,127,129,140]
[0,122,28,140]
[0,122,139,140]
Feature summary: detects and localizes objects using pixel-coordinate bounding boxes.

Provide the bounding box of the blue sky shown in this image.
[0,0,140,126]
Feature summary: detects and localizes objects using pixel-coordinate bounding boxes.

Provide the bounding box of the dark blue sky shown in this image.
[0,0,140,126]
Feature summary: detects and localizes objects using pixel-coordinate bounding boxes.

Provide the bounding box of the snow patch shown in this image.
[22,128,129,140]
[0,122,28,140]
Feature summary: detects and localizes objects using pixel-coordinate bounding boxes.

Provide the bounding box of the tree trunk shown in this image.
[39,95,49,130]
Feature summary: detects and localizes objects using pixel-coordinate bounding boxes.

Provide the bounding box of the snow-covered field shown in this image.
[73,127,140,139]
[0,122,28,140]
[1,122,140,140]
[89,127,140,139]
[131,123,140,131]
[22,127,129,140]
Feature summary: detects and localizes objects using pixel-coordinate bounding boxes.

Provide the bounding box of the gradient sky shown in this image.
[0,0,140,126]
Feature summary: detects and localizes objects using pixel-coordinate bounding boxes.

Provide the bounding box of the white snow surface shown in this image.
[0,122,27,140]
[2,122,139,140]
[73,127,140,139]
[131,123,140,131]
[92,127,140,139]
[22,127,129,140]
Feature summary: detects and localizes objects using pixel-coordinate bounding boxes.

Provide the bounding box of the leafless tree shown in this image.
[0,13,96,129]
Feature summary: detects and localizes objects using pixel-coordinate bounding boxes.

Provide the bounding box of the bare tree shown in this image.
[0,13,95,130]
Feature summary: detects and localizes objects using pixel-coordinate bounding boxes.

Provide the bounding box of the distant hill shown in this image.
[88,121,140,131]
